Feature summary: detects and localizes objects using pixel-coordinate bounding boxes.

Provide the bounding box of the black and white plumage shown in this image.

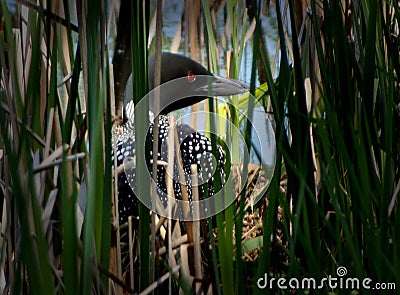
[113,113,226,224]
[113,52,247,224]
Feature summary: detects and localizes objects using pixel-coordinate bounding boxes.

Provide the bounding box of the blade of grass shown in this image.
[132,0,150,290]
[80,1,105,293]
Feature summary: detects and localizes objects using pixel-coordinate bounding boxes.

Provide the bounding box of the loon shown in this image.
[113,52,248,224]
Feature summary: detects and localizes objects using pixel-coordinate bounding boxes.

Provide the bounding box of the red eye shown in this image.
[187,70,196,83]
